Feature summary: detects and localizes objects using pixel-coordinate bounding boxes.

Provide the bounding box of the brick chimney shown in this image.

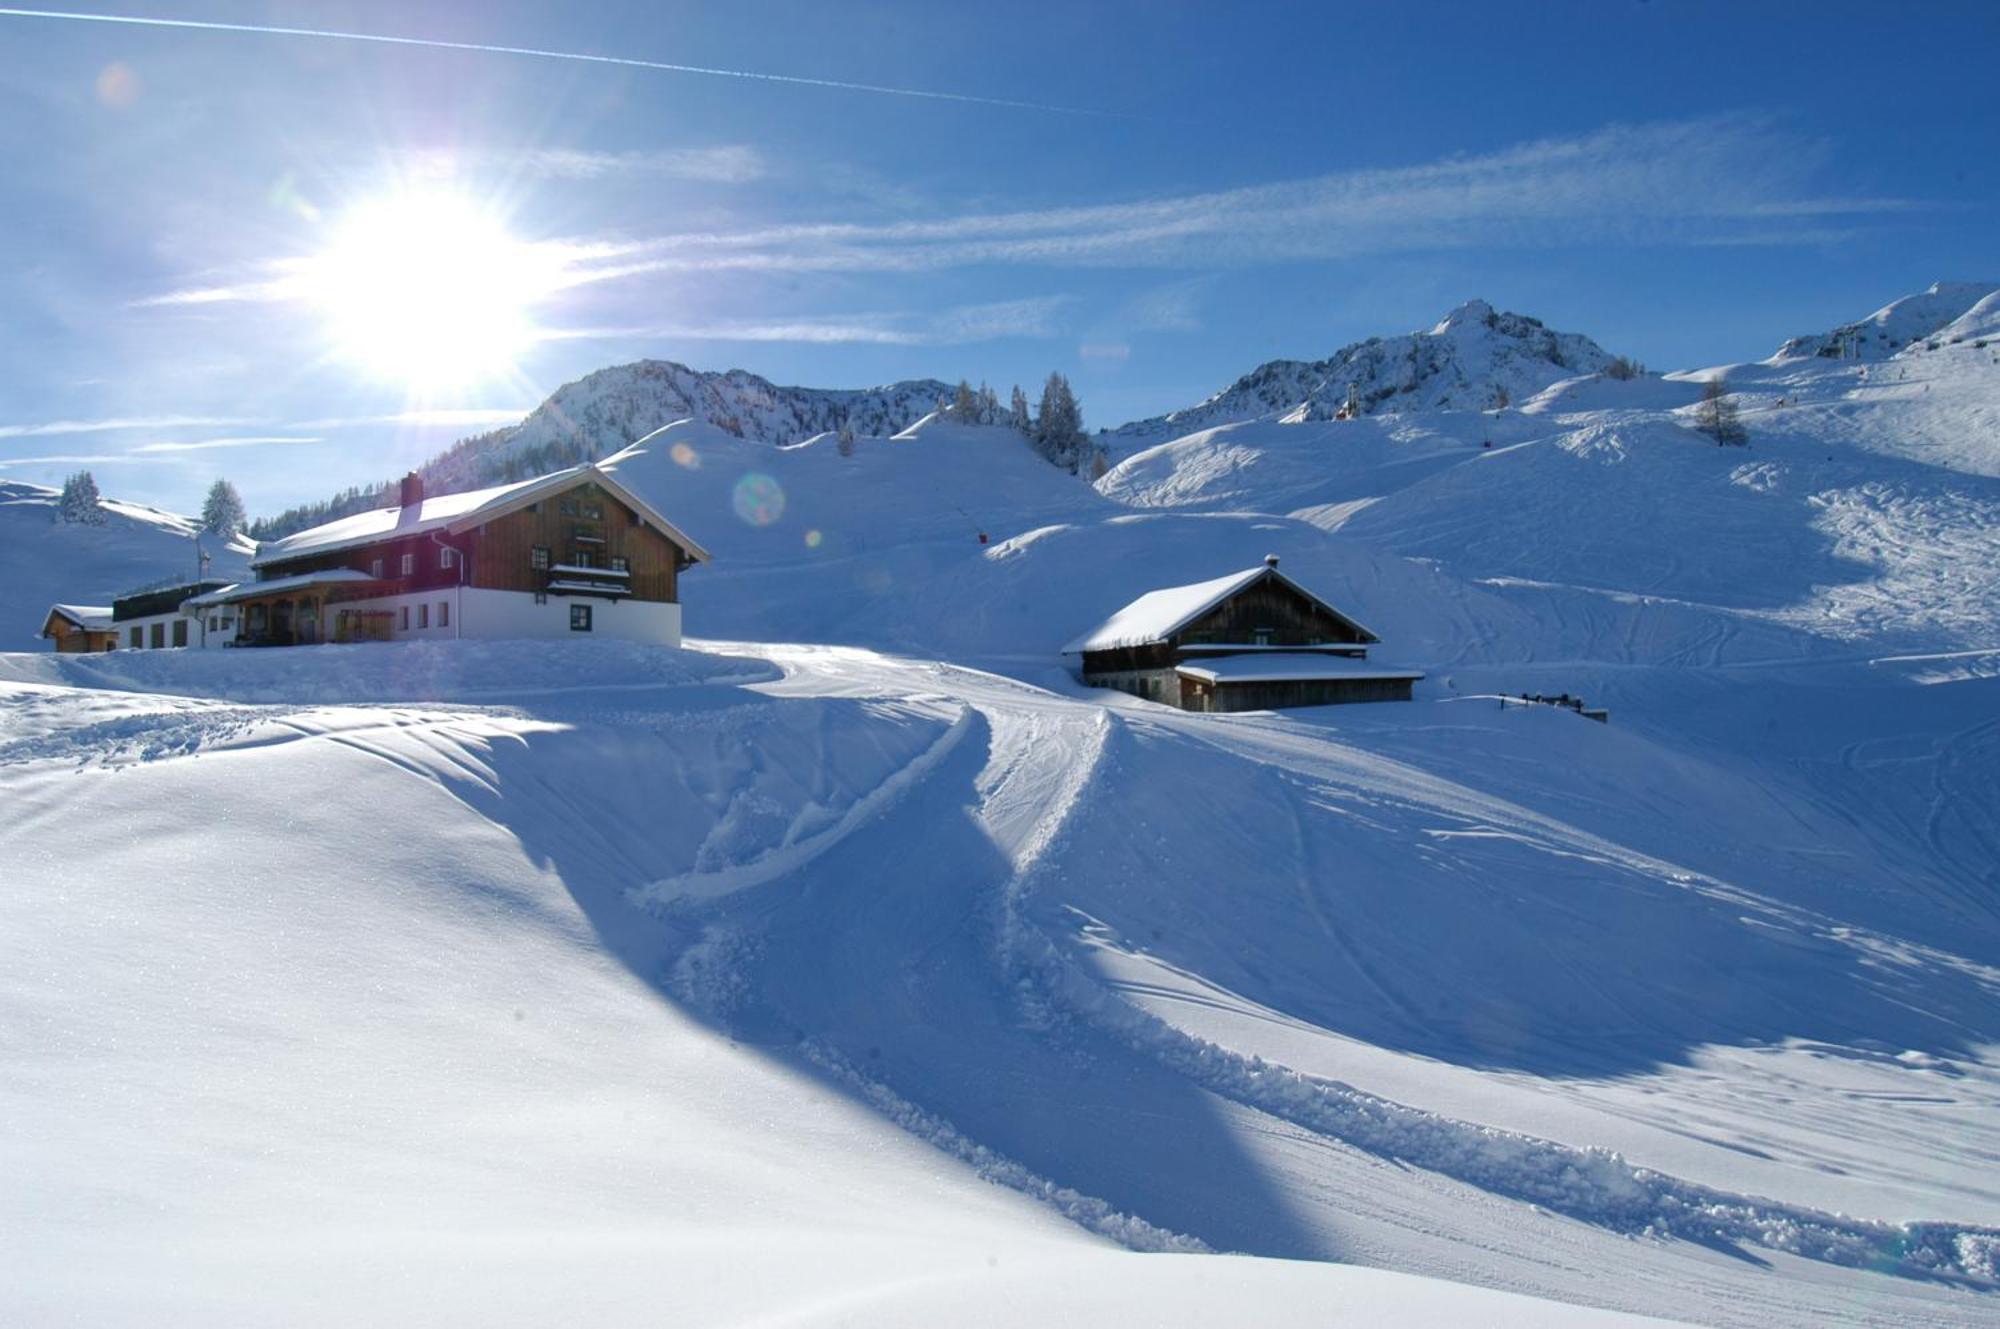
[397,472,424,522]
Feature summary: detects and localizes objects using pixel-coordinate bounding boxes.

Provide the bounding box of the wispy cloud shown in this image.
[0,414,258,439]
[130,436,324,454]
[566,116,1909,280]
[560,295,1072,347]
[289,408,534,429]
[0,453,177,469]
[525,145,767,184]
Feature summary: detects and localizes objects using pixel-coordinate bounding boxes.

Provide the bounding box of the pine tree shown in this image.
[57,470,105,525]
[1697,379,1748,446]
[201,478,246,538]
[951,379,979,420]
[836,425,856,458]
[1032,372,1088,473]
[978,382,1000,425]
[1009,385,1030,433]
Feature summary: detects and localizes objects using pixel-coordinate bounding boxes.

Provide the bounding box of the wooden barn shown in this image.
[1062,556,1423,711]
[38,603,117,653]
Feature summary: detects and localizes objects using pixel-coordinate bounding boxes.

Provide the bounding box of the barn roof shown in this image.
[1174,653,1423,685]
[42,603,113,634]
[1061,559,1382,654]
[254,463,712,569]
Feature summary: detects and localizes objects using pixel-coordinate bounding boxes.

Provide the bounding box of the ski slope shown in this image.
[6,283,1999,1325]
[0,479,254,650]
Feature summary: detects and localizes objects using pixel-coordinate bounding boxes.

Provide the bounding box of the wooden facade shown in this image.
[1072,560,1419,711]
[255,479,688,611]
[40,608,116,653]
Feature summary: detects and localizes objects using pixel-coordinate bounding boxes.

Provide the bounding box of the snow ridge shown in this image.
[419,359,955,493]
[1772,280,2000,362]
[1106,299,1616,447]
[800,1040,1211,1256]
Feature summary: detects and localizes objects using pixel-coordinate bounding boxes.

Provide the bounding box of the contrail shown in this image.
[0,6,1129,117]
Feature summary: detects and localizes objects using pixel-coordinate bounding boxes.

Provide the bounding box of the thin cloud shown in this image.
[130,436,325,454]
[0,7,1125,117]
[0,453,177,469]
[0,414,258,439]
[289,408,534,429]
[574,116,1911,279]
[557,295,1071,346]
[525,146,767,184]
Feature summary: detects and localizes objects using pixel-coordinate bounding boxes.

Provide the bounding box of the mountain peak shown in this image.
[1431,298,1497,335]
[1108,302,1615,444]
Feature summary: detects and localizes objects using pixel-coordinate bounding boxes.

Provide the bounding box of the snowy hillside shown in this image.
[0,479,254,649]
[1772,280,2000,361]
[1105,299,1617,448]
[7,281,2000,1327]
[419,359,953,493]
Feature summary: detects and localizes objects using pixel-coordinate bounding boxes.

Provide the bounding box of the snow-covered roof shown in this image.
[253,463,712,569]
[43,603,114,633]
[1175,653,1425,685]
[184,569,376,607]
[1061,561,1381,654]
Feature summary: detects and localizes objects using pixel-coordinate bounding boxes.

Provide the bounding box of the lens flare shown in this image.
[670,441,699,469]
[804,528,823,548]
[299,188,560,392]
[732,472,786,527]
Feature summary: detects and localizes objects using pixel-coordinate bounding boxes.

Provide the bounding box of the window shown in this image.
[534,591,547,605]
[129,626,141,649]
[609,555,629,573]
[400,553,414,577]
[438,600,449,628]
[1253,628,1273,646]
[439,546,456,570]
[580,499,604,520]
[208,616,218,632]
[399,606,409,630]
[571,548,596,568]
[530,546,550,571]
[172,620,188,648]
[370,557,384,578]
[417,603,429,629]
[149,622,164,649]
[559,497,578,517]
[570,604,592,632]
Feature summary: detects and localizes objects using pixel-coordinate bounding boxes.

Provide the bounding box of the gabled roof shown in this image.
[42,603,114,635]
[253,463,712,569]
[1062,560,1381,654]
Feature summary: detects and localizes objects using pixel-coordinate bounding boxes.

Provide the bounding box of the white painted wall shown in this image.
[113,609,203,651]
[318,587,680,647]
[458,588,681,646]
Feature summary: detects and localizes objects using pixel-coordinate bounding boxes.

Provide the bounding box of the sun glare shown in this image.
[302,190,558,392]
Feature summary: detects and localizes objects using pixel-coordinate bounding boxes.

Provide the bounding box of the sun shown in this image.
[301,189,559,393]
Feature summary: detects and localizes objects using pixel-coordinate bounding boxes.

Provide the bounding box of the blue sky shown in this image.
[0,0,1994,514]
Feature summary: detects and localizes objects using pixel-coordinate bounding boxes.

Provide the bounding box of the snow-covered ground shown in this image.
[6,283,1999,1325]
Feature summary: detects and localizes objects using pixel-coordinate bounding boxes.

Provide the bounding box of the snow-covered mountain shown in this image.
[421,359,954,493]
[0,480,254,648]
[9,280,2000,1327]
[1105,299,1619,447]
[1771,279,2000,361]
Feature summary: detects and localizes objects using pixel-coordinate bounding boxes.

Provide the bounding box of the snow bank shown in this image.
[0,637,776,703]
